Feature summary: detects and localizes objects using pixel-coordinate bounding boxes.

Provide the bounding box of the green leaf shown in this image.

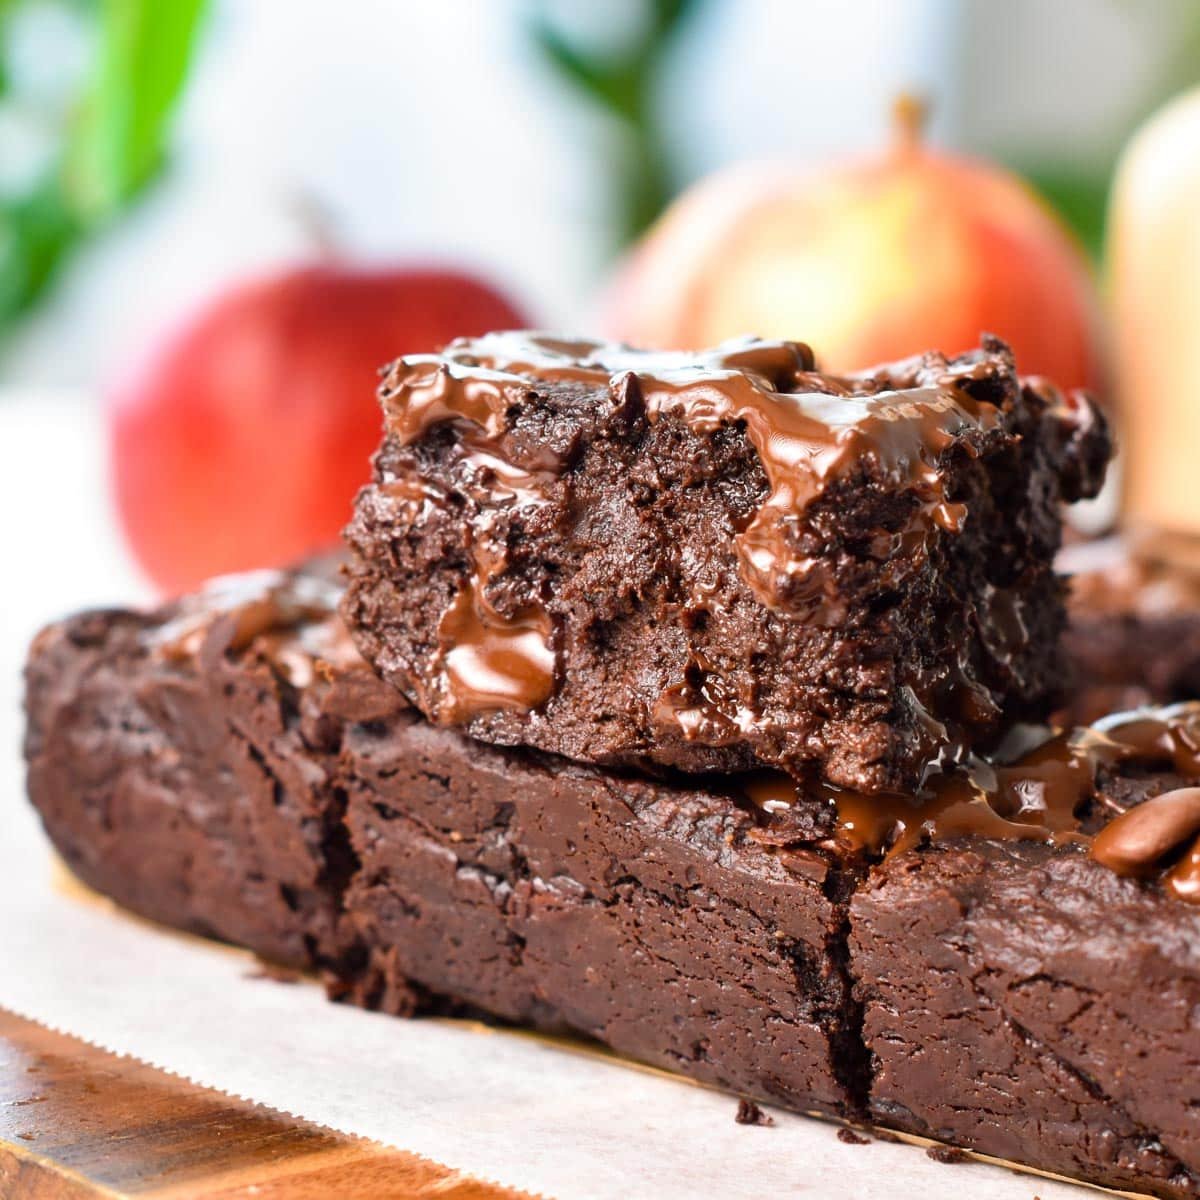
[526,0,705,247]
[1022,167,1111,263]
[0,183,80,326]
[66,0,208,221]
[528,17,617,107]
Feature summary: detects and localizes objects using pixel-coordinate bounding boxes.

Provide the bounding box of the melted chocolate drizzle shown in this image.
[149,570,355,687]
[743,702,1200,903]
[376,332,1012,720]
[432,526,556,721]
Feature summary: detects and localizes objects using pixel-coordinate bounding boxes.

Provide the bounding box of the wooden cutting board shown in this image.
[0,1007,531,1199]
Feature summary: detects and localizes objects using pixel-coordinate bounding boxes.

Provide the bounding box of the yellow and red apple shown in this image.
[607,100,1104,393]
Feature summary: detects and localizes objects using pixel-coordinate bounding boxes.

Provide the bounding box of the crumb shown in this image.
[735,1098,774,1126]
[926,1145,971,1164]
[245,960,302,984]
[837,1128,871,1145]
[17,1132,35,1141]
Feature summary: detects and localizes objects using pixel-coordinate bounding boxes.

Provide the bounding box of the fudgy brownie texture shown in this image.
[1061,537,1200,724]
[338,712,861,1115]
[854,831,1200,1194]
[24,568,862,1117]
[22,564,375,973]
[27,569,1200,1196]
[343,332,1109,793]
[343,705,859,1108]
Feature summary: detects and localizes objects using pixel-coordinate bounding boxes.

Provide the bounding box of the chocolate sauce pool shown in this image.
[745,703,1200,901]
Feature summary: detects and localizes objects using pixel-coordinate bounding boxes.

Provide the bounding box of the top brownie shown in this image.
[343,332,1109,792]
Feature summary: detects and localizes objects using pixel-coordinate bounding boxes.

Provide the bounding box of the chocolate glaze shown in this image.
[745,702,1200,901]
[379,331,1005,621]
[149,569,357,688]
[433,527,556,721]
[373,333,1022,724]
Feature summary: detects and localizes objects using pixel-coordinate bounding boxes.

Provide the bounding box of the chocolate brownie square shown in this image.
[850,706,1200,1199]
[343,332,1108,792]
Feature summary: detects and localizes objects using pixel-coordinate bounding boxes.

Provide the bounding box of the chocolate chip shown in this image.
[1091,787,1200,876]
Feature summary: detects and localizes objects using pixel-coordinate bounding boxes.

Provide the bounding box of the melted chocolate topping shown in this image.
[743,702,1200,902]
[432,527,556,722]
[148,570,357,689]
[376,332,1013,720]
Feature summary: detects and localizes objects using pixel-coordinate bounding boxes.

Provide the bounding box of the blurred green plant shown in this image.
[0,0,208,335]
[528,0,703,248]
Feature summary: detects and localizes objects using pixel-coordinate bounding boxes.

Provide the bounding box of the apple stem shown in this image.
[892,93,929,155]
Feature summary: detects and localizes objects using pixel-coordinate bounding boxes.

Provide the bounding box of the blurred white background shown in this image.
[2,0,1194,390]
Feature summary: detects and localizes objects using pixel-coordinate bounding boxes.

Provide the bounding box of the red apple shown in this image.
[606,99,1104,393]
[110,264,528,595]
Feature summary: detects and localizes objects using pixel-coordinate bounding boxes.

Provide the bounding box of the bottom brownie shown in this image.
[22,571,359,971]
[854,840,1200,1197]
[340,714,859,1114]
[23,566,1200,1197]
[23,568,862,1118]
[1061,537,1200,724]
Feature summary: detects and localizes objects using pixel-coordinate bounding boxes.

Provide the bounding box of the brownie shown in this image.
[1061,537,1200,724]
[24,568,862,1117]
[343,332,1109,793]
[338,712,863,1114]
[28,568,1200,1196]
[854,840,1200,1198]
[845,704,1200,1199]
[22,565,375,972]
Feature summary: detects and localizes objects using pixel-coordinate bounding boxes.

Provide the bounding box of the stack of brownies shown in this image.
[25,332,1200,1198]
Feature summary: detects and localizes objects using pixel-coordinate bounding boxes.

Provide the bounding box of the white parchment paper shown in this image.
[0,398,1088,1199]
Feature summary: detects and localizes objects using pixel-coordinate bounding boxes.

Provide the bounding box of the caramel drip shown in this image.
[377,332,1008,617]
[740,703,1200,902]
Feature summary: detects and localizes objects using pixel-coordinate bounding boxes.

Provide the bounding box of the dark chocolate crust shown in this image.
[343,333,1109,794]
[26,569,1200,1198]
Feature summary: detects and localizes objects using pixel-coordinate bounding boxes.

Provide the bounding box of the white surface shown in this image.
[0,395,1081,1199]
